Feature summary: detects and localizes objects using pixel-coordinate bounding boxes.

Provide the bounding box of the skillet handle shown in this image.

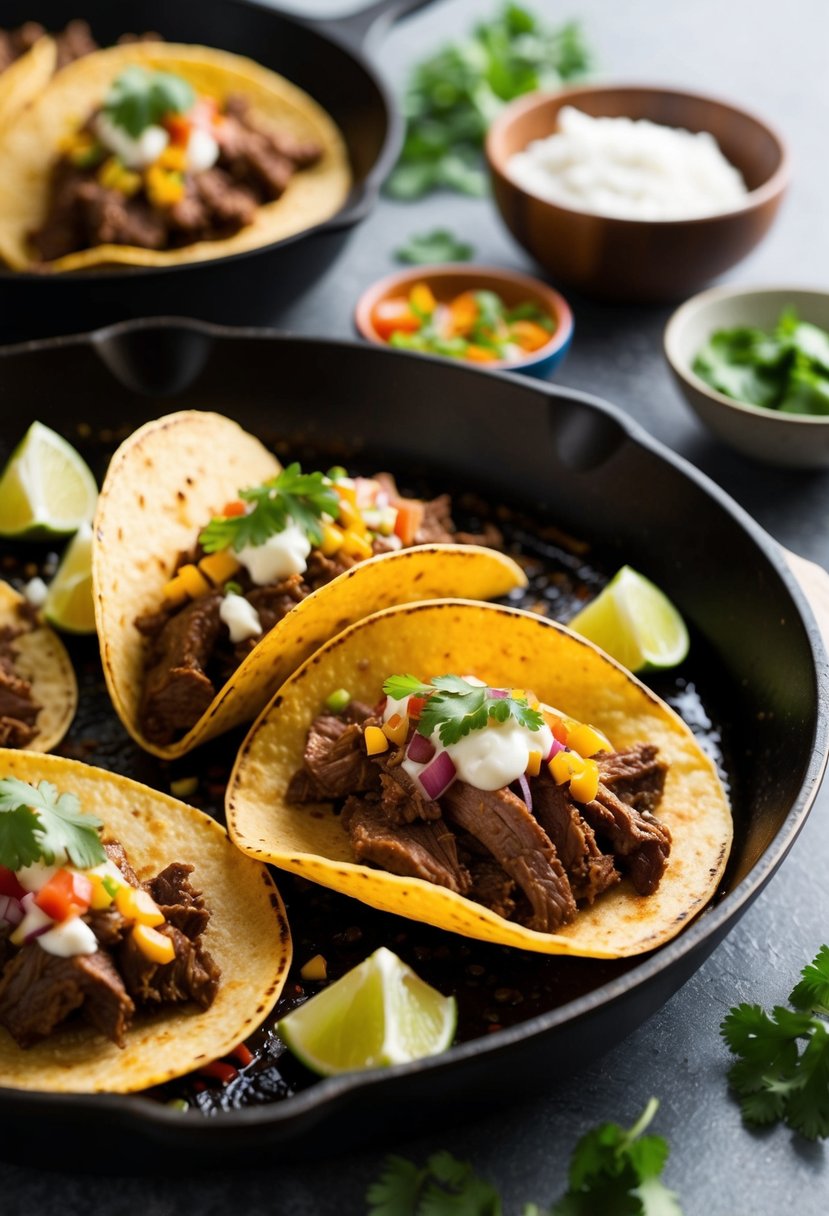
[310,0,437,52]
[784,549,829,653]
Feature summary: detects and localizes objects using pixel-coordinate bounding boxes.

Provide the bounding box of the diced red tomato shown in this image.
[222,499,247,517]
[393,498,425,547]
[164,113,191,147]
[407,696,428,720]
[35,869,93,922]
[371,298,421,341]
[0,866,26,901]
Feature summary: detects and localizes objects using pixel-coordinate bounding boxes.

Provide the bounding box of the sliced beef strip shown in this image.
[139,590,223,745]
[342,795,471,894]
[146,862,210,941]
[442,782,577,932]
[118,923,220,1011]
[532,769,620,904]
[104,839,140,887]
[580,783,672,896]
[376,761,443,824]
[597,744,668,816]
[0,942,135,1049]
[289,718,382,803]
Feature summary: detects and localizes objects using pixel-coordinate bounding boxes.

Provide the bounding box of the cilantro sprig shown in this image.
[395,228,475,265]
[0,777,105,871]
[366,1099,683,1215]
[383,674,544,745]
[199,463,341,554]
[103,66,195,139]
[721,944,829,1139]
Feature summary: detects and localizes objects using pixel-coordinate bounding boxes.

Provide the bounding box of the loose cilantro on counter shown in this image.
[721,944,829,1139]
[395,229,475,264]
[366,1099,683,1215]
[199,464,340,553]
[383,674,544,745]
[0,777,105,870]
[385,3,591,200]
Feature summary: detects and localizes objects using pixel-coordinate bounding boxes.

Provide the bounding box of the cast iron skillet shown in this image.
[0,0,432,342]
[0,319,826,1165]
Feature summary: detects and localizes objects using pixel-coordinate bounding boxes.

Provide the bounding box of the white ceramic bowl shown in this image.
[664,286,829,467]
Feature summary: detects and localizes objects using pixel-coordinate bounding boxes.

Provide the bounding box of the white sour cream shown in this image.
[220,592,263,643]
[506,106,747,221]
[95,112,169,169]
[186,125,219,173]
[38,916,98,958]
[237,520,312,584]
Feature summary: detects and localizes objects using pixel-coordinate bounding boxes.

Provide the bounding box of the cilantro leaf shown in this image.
[383,675,435,701]
[199,463,341,554]
[395,229,475,264]
[398,674,544,746]
[104,66,195,138]
[0,777,105,870]
[790,944,829,1014]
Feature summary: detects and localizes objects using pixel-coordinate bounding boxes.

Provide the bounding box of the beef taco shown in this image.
[0,41,351,271]
[92,411,525,760]
[0,749,290,1093]
[0,580,77,752]
[226,599,733,959]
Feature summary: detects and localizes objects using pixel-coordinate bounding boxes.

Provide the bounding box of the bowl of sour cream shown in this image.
[485,85,790,303]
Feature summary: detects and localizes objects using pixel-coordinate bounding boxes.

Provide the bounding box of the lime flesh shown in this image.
[43,522,96,634]
[277,946,457,1076]
[568,565,689,672]
[0,421,97,539]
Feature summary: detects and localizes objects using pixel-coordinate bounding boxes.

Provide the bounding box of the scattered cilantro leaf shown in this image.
[367,1149,502,1215]
[199,463,341,553]
[386,4,591,200]
[104,66,195,138]
[721,946,829,1139]
[395,229,476,265]
[383,673,544,745]
[0,777,105,870]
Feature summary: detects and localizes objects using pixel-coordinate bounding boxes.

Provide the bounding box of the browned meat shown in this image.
[304,549,353,590]
[0,943,135,1048]
[192,168,259,231]
[581,784,672,896]
[342,796,471,894]
[118,923,220,1011]
[597,744,668,816]
[466,857,517,920]
[55,19,99,67]
[104,839,140,887]
[442,782,576,932]
[377,763,442,824]
[288,718,381,802]
[245,576,307,633]
[532,769,620,904]
[140,590,223,745]
[0,632,40,748]
[85,905,131,948]
[147,862,210,941]
[415,493,456,544]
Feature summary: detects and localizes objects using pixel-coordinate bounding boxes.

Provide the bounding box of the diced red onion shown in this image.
[517,772,533,813]
[489,688,508,699]
[407,732,436,764]
[19,891,52,942]
[419,751,457,800]
[0,894,23,928]
[546,737,567,761]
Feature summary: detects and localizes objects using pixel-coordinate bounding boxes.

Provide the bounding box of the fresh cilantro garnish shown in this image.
[395,228,475,265]
[104,66,195,138]
[199,463,341,554]
[721,944,829,1139]
[0,777,105,870]
[382,673,544,745]
[366,1100,682,1215]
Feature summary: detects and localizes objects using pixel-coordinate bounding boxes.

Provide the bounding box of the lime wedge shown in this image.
[43,522,96,634]
[568,565,689,672]
[277,946,457,1076]
[0,421,98,538]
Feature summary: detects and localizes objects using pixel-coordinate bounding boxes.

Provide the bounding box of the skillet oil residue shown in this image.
[1,462,733,1115]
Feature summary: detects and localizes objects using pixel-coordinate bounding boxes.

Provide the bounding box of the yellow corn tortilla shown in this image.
[0,580,77,752]
[0,748,291,1093]
[0,42,351,271]
[226,599,733,960]
[0,35,56,131]
[92,411,526,760]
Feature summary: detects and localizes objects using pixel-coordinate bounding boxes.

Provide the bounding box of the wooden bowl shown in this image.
[485,85,790,303]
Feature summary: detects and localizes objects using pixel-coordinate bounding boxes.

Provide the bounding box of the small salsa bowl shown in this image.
[354,265,574,378]
[664,285,829,467]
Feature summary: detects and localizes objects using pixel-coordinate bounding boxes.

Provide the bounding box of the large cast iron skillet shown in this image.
[0,320,826,1164]
[0,0,430,341]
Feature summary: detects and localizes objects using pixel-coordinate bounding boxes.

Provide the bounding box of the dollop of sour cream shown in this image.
[95,111,169,169]
[38,916,98,958]
[237,520,312,584]
[186,125,219,173]
[219,592,263,643]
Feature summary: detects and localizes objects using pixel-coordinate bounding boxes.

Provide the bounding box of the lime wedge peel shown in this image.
[43,522,96,635]
[567,565,690,672]
[277,946,457,1077]
[0,421,98,539]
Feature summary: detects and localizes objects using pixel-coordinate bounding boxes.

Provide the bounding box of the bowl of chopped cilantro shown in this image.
[354,265,573,377]
[665,286,829,467]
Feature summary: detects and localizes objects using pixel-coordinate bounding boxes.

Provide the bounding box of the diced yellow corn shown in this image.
[510,689,526,700]
[117,168,142,198]
[337,499,367,534]
[570,758,600,804]
[96,156,141,197]
[198,550,240,585]
[115,886,165,927]
[158,145,187,172]
[145,163,185,207]
[340,530,373,560]
[161,573,190,608]
[177,563,212,599]
[364,725,389,756]
[300,954,328,982]
[334,478,357,506]
[383,713,409,746]
[567,722,613,758]
[526,750,542,778]
[319,523,344,556]
[88,873,116,911]
[410,283,436,315]
[549,750,583,786]
[132,924,176,965]
[170,776,199,799]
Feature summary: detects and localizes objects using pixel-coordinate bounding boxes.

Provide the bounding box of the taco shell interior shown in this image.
[0,35,57,133]
[0,580,77,752]
[0,41,351,272]
[0,748,291,1093]
[226,599,733,960]
[93,411,527,759]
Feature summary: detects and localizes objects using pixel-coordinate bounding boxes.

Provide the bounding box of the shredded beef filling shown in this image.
[287,716,673,931]
[0,624,42,749]
[0,841,220,1049]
